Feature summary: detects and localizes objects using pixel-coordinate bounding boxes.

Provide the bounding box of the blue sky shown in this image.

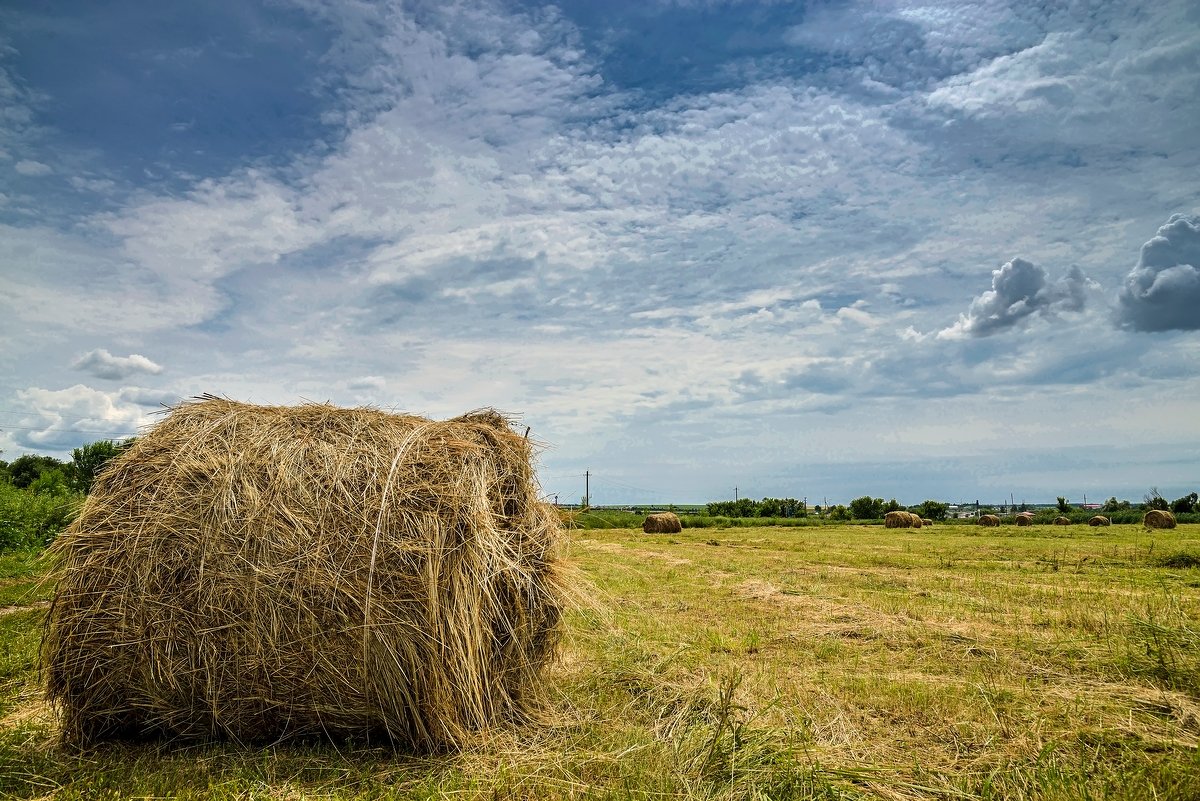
[2,0,1198,507]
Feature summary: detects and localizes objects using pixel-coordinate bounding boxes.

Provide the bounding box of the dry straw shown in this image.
[42,396,569,750]
[1015,512,1034,527]
[908,512,923,529]
[1053,516,1072,525]
[642,512,682,534]
[977,514,1001,527]
[1143,509,1177,529]
[884,511,911,529]
[1088,515,1111,527]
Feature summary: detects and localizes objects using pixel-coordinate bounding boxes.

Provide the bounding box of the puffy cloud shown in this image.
[938,259,1091,339]
[10,385,151,451]
[1116,214,1200,332]
[71,348,164,380]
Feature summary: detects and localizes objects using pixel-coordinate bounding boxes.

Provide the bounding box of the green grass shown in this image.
[3,523,1199,799]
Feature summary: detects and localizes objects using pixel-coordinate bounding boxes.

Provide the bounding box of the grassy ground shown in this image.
[2,523,1199,799]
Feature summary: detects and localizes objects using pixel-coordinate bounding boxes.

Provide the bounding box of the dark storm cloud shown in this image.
[1116,214,1200,332]
[938,259,1091,339]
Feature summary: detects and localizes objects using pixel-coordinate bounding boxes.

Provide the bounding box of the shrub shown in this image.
[0,482,81,552]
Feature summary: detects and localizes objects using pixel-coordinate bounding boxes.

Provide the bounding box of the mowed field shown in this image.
[2,522,1199,799]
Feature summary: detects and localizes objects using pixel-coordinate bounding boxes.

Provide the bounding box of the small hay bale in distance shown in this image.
[643,512,682,534]
[921,518,933,526]
[1053,516,1072,525]
[42,397,568,750]
[1144,509,1177,529]
[978,514,1001,527]
[1088,515,1111,527]
[1015,512,1034,527]
[884,510,911,528]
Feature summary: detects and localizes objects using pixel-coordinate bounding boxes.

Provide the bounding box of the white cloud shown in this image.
[14,158,51,176]
[938,259,1093,340]
[71,349,164,380]
[1117,213,1200,332]
[10,385,152,450]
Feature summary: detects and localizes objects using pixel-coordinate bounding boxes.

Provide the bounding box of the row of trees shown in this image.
[703,495,953,521]
[0,439,134,496]
[704,497,806,517]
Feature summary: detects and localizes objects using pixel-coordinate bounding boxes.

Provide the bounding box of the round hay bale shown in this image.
[921,519,933,526]
[1088,515,1111,527]
[1144,509,1177,529]
[908,512,923,529]
[884,510,911,528]
[1015,513,1034,527]
[42,397,568,750]
[977,514,1001,527]
[1053,516,1072,525]
[643,512,682,534]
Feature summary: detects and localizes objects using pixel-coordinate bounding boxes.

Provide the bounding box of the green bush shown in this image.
[0,482,81,552]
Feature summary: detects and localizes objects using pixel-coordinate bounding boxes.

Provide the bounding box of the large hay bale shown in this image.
[1053,516,1072,526]
[42,397,567,750]
[978,514,1001,527]
[1088,515,1111,527]
[1015,512,1034,527]
[643,512,682,534]
[908,512,923,529]
[1144,510,1177,529]
[884,511,911,528]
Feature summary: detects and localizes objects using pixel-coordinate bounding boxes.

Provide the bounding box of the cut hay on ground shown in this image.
[1053,516,1072,525]
[1144,509,1177,529]
[1089,515,1111,527]
[642,512,682,534]
[978,514,1001,527]
[42,397,569,750]
[884,511,911,529]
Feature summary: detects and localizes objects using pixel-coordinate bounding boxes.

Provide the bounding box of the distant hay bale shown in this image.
[643,512,682,534]
[884,511,911,528]
[978,514,1001,527]
[42,397,568,750]
[1144,510,1177,529]
[1088,515,1111,527]
[921,519,933,526]
[1015,513,1034,527]
[1053,516,1072,525]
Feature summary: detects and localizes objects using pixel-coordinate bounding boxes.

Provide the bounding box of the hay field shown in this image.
[3,522,1200,799]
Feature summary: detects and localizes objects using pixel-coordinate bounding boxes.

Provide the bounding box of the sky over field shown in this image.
[2,0,1198,506]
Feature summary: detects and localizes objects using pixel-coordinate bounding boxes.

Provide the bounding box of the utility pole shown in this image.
[585,471,589,508]
[735,485,738,501]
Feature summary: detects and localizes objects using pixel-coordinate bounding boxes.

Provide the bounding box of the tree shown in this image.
[883,498,904,513]
[69,439,132,494]
[828,504,851,521]
[849,496,884,520]
[1171,492,1198,514]
[7,455,66,489]
[29,468,72,497]
[1102,496,1131,512]
[1056,497,1071,514]
[1144,488,1169,511]
[913,500,949,521]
